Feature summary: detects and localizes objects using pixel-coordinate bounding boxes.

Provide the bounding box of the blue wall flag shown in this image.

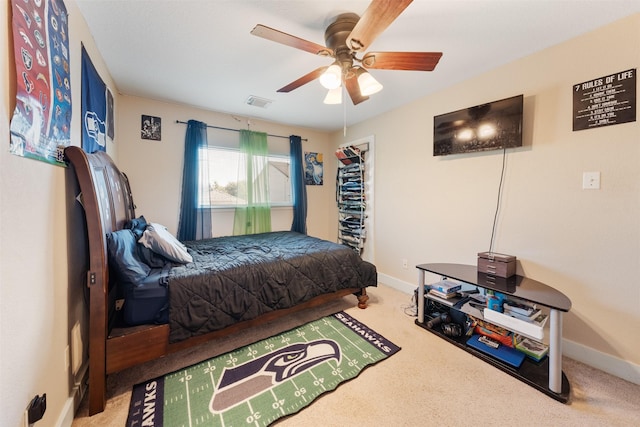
[81,45,107,153]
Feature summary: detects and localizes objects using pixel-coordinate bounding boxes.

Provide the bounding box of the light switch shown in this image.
[582,172,600,190]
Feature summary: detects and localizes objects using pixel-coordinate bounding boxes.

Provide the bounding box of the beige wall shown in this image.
[1,0,117,425]
[115,95,337,240]
[332,14,640,380]
[1,3,638,425]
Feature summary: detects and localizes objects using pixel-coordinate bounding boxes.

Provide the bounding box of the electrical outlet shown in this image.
[582,171,600,190]
[402,259,408,269]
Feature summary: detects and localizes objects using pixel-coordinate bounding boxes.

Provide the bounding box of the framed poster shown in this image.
[141,115,161,140]
[106,88,114,140]
[9,0,72,165]
[573,69,636,131]
[304,152,323,185]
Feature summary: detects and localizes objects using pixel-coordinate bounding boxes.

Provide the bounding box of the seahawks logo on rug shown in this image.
[127,312,400,427]
[210,339,340,412]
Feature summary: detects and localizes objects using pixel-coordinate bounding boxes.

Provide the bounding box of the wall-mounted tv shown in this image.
[433,94,523,156]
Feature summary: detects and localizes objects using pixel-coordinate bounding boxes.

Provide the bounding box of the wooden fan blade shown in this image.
[347,0,413,51]
[361,51,442,71]
[277,67,328,93]
[251,24,332,56]
[345,76,369,105]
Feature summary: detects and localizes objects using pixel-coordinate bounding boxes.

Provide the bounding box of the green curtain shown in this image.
[233,130,271,235]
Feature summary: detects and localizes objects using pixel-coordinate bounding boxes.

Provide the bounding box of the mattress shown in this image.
[167,231,377,343]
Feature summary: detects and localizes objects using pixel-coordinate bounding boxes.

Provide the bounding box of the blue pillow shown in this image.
[125,215,148,240]
[106,229,150,284]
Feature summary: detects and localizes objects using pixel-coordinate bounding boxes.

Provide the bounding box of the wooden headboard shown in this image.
[65,146,135,412]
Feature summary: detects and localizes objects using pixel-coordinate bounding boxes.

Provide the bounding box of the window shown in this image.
[199,146,291,207]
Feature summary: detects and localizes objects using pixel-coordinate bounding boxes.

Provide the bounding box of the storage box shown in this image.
[477,252,516,278]
[483,308,545,340]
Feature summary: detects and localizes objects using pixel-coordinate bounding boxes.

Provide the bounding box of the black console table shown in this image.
[416,263,572,402]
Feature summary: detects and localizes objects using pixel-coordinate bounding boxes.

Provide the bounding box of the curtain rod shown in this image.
[175,120,307,141]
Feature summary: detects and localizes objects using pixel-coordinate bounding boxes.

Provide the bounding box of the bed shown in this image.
[64,146,376,415]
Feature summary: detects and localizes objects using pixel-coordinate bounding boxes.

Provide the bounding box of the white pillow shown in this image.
[139,222,193,264]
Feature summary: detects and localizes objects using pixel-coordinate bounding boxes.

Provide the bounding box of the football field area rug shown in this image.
[127,311,400,426]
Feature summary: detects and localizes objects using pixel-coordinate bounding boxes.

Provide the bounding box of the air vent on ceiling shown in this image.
[246,96,273,108]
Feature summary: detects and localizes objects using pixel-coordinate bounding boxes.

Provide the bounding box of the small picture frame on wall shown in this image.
[304,152,323,185]
[141,115,161,141]
[106,88,115,140]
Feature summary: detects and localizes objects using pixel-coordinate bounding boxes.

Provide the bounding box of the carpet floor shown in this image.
[72,284,640,426]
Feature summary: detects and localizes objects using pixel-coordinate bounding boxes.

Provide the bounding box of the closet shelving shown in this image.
[335,146,366,254]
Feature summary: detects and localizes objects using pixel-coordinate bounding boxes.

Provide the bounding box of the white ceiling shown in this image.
[76,0,640,132]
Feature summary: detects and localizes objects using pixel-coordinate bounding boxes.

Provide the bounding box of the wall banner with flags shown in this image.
[9,0,72,165]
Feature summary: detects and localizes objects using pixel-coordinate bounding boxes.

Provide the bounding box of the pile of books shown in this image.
[428,280,461,300]
[504,300,548,328]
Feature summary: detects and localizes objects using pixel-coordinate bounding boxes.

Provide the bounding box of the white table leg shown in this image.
[549,308,563,393]
[418,269,425,323]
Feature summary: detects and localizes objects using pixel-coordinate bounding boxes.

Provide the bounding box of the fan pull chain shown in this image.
[343,85,347,137]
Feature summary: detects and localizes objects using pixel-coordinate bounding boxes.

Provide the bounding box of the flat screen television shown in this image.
[433,94,523,156]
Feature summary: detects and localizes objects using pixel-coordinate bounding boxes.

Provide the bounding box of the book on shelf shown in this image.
[504,300,537,316]
[428,289,458,299]
[504,307,542,321]
[425,291,462,307]
[429,280,461,294]
[514,335,549,361]
[504,307,548,328]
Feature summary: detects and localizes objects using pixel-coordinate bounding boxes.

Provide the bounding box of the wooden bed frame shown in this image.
[64,146,370,415]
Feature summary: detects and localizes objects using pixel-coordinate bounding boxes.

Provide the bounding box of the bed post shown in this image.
[357,288,369,309]
[87,277,108,414]
[66,147,134,415]
[65,148,108,414]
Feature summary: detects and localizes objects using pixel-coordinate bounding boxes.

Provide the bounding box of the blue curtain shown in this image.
[290,135,307,234]
[177,120,211,241]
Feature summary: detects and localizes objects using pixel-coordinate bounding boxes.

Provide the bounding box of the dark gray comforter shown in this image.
[168,231,377,343]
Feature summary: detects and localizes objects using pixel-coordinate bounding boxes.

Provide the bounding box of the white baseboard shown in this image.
[56,397,75,427]
[56,361,89,427]
[378,273,415,295]
[378,272,640,386]
[563,338,640,385]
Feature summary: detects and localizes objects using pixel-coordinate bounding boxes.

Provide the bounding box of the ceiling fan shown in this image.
[250,0,442,105]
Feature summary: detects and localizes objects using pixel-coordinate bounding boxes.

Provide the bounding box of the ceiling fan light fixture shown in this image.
[357,70,383,96]
[319,63,342,89]
[323,87,342,104]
